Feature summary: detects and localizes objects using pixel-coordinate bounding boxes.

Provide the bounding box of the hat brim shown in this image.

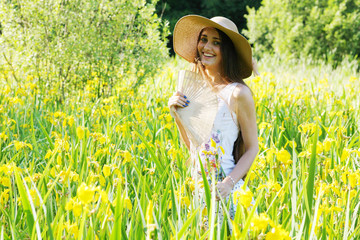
[173,15,252,79]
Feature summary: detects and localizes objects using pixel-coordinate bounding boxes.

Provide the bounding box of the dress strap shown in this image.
[218,82,240,128]
[219,82,239,104]
[227,83,239,103]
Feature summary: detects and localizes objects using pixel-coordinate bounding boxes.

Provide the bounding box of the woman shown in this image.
[168,15,259,220]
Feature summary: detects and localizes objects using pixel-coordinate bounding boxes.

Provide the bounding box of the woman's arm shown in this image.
[217,84,259,198]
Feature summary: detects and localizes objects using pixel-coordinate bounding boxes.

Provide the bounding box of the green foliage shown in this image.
[157,0,261,30]
[0,0,169,99]
[244,0,360,65]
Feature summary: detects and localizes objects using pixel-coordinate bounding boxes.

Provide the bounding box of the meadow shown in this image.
[0,56,359,239]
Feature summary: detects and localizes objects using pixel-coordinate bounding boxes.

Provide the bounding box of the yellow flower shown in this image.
[73,201,82,217]
[124,197,132,210]
[231,220,241,239]
[349,173,357,188]
[0,132,8,141]
[265,225,291,240]
[99,190,109,203]
[71,172,79,182]
[56,155,62,165]
[144,128,151,137]
[103,165,111,177]
[123,151,132,164]
[181,196,190,207]
[76,126,87,140]
[330,205,343,212]
[146,200,154,225]
[29,189,40,207]
[54,137,70,152]
[316,142,323,154]
[0,176,11,187]
[251,213,270,231]
[219,146,225,155]
[65,198,74,211]
[12,140,33,151]
[341,148,350,162]
[210,138,217,148]
[233,189,253,208]
[99,136,107,144]
[77,183,96,205]
[165,114,173,122]
[202,206,207,216]
[323,139,332,152]
[64,222,79,239]
[257,180,282,193]
[99,175,106,187]
[50,167,56,178]
[44,149,52,159]
[259,122,270,131]
[65,116,74,127]
[0,189,10,205]
[90,132,108,144]
[341,172,348,184]
[276,149,292,165]
[137,143,146,150]
[185,177,195,192]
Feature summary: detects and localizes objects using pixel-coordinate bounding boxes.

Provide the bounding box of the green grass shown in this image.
[0,55,359,239]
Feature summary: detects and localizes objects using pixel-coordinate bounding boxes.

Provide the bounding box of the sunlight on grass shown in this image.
[0,56,359,239]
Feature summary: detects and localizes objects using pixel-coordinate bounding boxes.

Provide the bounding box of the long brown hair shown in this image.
[195,28,248,164]
[217,29,249,164]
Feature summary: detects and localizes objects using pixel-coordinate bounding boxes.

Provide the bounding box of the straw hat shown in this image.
[173,15,253,79]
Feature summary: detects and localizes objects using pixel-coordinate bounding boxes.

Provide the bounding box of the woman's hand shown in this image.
[216,177,234,200]
[168,91,190,116]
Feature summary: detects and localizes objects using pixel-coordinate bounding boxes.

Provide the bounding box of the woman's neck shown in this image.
[205,68,227,85]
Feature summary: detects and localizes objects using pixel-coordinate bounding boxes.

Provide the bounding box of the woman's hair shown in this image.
[195,27,248,166]
[217,29,246,85]
[216,29,248,165]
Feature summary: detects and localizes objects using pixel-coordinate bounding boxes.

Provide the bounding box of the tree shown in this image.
[0,0,169,99]
[244,0,360,65]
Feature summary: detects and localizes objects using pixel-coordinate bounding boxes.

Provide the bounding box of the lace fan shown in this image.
[175,70,218,148]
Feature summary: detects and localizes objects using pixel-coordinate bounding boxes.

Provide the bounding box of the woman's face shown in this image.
[197,28,222,71]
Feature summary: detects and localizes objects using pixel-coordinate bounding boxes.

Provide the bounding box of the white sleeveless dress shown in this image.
[193,82,243,181]
[191,82,246,228]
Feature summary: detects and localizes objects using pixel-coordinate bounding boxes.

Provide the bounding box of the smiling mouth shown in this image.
[202,52,215,58]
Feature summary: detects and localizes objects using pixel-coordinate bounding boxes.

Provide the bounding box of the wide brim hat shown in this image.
[173,15,253,79]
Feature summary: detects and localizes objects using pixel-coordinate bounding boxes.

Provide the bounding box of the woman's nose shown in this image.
[203,42,211,51]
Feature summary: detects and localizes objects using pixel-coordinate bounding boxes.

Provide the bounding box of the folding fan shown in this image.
[174,70,218,148]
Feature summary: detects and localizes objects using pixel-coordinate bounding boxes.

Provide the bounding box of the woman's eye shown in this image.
[200,38,207,43]
[214,41,221,46]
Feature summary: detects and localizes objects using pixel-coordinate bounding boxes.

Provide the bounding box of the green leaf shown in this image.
[177,208,200,239]
[13,170,35,238]
[304,124,318,239]
[29,112,40,157]
[36,117,54,149]
[198,157,211,215]
[133,129,165,172]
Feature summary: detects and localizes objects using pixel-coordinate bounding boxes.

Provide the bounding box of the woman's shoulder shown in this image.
[231,83,253,103]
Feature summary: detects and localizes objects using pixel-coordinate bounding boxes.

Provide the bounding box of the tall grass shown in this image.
[0,56,359,239]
